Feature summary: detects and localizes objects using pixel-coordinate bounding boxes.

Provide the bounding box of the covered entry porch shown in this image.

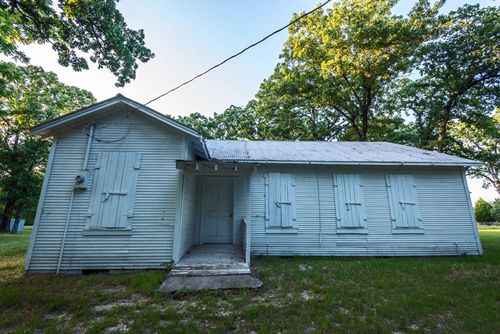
[172,161,253,276]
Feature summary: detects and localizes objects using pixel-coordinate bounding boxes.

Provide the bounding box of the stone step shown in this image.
[159,274,263,292]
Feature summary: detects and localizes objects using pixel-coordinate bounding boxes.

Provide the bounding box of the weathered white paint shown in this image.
[178,173,198,259]
[27,107,187,272]
[385,174,424,233]
[27,96,483,273]
[25,137,58,270]
[249,165,482,256]
[461,169,483,254]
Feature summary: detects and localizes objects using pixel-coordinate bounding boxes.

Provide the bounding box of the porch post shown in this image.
[172,171,185,263]
[245,167,256,266]
[245,219,251,266]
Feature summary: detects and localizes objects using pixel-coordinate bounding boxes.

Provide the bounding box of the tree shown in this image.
[0,0,154,86]
[474,198,493,223]
[449,109,500,196]
[0,62,95,232]
[178,102,263,140]
[491,199,500,223]
[262,0,443,141]
[400,5,499,152]
[177,112,216,139]
[253,63,345,141]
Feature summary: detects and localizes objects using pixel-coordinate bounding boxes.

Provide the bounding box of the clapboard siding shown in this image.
[250,165,482,256]
[27,109,185,272]
[233,176,249,243]
[178,173,198,258]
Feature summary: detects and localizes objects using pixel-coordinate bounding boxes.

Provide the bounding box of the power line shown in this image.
[144,0,332,106]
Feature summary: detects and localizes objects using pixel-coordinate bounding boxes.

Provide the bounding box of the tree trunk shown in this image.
[0,199,16,232]
[436,123,448,152]
[492,173,500,197]
[437,97,456,152]
[360,87,371,142]
[10,206,23,234]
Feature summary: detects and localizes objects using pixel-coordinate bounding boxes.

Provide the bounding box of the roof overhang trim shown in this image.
[30,95,209,159]
[180,159,480,167]
[31,96,198,137]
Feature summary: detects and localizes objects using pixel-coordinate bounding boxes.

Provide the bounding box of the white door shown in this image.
[201,178,233,243]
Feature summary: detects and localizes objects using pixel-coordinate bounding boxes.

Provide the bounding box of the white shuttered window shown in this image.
[86,152,141,231]
[385,174,424,233]
[333,174,367,233]
[265,173,297,231]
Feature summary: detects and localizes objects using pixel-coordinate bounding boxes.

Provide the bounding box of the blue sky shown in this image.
[5,0,498,202]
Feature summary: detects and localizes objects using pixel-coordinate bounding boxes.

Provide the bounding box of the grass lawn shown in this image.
[0,229,499,333]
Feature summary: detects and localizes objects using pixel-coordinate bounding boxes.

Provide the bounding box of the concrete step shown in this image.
[159,274,263,292]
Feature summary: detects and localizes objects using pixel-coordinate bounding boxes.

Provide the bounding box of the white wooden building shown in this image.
[25,95,483,274]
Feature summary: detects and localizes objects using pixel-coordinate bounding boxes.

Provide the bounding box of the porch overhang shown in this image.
[176,160,255,174]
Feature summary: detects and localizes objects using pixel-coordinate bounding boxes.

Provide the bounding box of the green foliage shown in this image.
[178,102,264,140]
[475,198,493,223]
[0,62,95,230]
[396,4,499,152]
[265,0,443,141]
[450,109,499,195]
[195,1,497,193]
[0,0,154,86]
[491,199,500,223]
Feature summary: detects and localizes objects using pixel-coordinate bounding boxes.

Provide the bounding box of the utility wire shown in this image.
[144,0,331,106]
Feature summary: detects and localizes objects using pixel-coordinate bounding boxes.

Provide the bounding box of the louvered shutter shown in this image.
[87,152,141,229]
[265,173,296,229]
[333,174,366,229]
[385,175,422,229]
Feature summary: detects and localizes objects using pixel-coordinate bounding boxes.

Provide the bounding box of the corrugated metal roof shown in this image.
[205,140,479,166]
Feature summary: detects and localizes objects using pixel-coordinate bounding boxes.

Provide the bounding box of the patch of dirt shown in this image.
[408,323,420,330]
[94,301,135,312]
[93,294,149,313]
[104,320,130,333]
[89,316,105,324]
[158,320,172,327]
[102,285,127,294]
[299,264,312,271]
[300,290,313,301]
[338,307,350,315]
[44,312,69,322]
[72,323,86,334]
[216,309,232,317]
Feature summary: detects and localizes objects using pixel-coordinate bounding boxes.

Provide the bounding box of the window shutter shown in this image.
[268,173,281,227]
[385,174,422,229]
[280,173,295,227]
[87,152,141,230]
[265,173,296,229]
[334,174,366,229]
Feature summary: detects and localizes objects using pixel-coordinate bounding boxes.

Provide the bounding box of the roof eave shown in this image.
[30,95,201,139]
[205,159,481,167]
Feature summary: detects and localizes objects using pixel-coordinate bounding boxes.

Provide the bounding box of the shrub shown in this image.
[491,199,500,222]
[475,198,493,223]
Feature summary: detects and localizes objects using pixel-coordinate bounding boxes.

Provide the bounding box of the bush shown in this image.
[474,198,493,222]
[491,199,500,222]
